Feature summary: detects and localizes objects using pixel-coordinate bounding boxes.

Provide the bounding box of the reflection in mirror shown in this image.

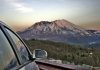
[33,49,47,59]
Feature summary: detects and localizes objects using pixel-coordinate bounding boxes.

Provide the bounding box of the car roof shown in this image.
[0,21,7,26]
[0,21,11,29]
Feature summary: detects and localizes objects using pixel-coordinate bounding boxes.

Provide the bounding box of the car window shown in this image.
[0,29,18,70]
[6,28,29,63]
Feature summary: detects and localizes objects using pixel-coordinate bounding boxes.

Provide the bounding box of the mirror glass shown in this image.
[33,49,47,59]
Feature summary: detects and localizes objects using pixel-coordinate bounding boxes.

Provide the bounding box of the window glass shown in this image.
[6,29,29,63]
[0,29,18,70]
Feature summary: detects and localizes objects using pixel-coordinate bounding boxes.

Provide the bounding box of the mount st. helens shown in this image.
[18,19,100,47]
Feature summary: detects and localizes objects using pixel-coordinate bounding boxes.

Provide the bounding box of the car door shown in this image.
[0,27,19,70]
[3,26,39,70]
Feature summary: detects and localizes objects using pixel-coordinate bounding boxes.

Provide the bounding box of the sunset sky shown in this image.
[0,0,100,31]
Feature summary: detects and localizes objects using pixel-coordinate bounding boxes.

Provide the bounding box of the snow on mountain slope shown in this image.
[24,19,89,35]
[18,19,100,45]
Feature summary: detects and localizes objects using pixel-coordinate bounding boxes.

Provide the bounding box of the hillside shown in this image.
[24,39,100,67]
[18,19,100,47]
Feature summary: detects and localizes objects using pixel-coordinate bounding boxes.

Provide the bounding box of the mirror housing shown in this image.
[33,49,47,59]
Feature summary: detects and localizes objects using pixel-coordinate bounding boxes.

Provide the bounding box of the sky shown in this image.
[0,0,100,31]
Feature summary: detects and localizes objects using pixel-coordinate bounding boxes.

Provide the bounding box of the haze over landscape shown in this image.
[0,0,100,31]
[0,0,100,68]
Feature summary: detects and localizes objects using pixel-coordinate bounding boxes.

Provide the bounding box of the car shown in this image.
[0,21,47,70]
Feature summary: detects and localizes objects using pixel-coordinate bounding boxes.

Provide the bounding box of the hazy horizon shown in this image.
[0,0,100,31]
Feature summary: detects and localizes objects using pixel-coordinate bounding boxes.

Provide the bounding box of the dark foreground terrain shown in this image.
[24,39,100,67]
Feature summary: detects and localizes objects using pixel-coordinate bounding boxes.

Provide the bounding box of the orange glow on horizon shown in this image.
[80,24,100,30]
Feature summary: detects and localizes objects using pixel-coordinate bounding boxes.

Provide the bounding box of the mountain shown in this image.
[18,19,100,46]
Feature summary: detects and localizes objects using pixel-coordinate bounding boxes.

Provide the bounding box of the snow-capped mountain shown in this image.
[26,19,89,35]
[18,19,100,46]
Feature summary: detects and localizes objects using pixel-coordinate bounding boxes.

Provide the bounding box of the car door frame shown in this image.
[0,23,35,70]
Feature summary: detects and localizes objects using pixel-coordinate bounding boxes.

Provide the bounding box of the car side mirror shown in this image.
[33,49,47,59]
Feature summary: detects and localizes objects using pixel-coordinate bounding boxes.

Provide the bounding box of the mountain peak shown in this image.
[25,19,89,36]
[53,19,75,28]
[28,19,74,30]
[29,19,76,29]
[18,19,100,45]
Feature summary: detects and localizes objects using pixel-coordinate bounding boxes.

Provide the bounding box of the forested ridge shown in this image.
[24,39,100,67]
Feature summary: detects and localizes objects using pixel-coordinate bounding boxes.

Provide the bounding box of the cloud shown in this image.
[7,0,34,13]
[13,3,33,13]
